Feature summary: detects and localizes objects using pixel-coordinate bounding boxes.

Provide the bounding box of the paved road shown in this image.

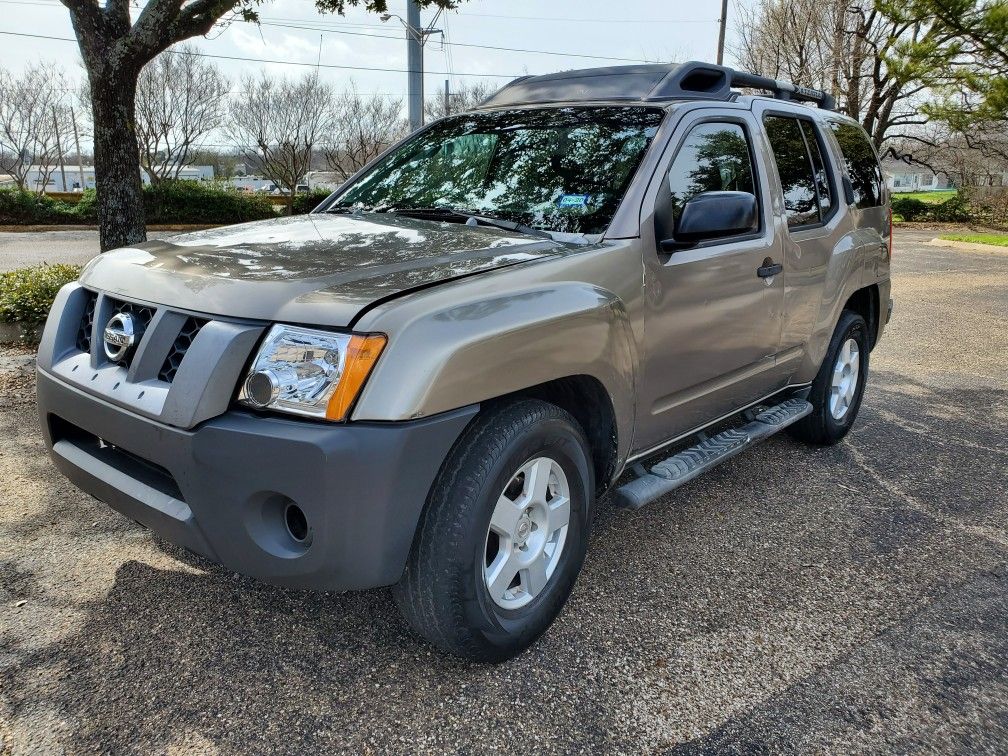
[0,230,174,271]
[0,229,1006,754]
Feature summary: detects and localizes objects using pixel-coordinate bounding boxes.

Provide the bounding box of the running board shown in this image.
[612,398,813,510]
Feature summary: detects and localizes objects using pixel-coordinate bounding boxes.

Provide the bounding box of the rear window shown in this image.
[763,115,820,227]
[828,121,883,208]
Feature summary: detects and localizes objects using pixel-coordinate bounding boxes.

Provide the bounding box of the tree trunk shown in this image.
[90,75,146,251]
[287,186,295,216]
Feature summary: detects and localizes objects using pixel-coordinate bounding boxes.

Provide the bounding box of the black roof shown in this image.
[480,61,835,110]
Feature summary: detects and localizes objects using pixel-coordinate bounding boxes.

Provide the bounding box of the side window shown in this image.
[666,121,756,218]
[763,115,820,227]
[828,121,883,208]
[800,120,833,218]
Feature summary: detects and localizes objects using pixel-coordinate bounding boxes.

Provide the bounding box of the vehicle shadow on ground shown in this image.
[3,369,1006,752]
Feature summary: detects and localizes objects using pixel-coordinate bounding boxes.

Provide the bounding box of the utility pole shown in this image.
[716,0,729,66]
[407,0,423,132]
[444,79,451,116]
[70,108,86,191]
[52,105,66,194]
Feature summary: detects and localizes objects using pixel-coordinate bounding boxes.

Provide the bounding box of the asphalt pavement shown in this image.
[0,228,1005,754]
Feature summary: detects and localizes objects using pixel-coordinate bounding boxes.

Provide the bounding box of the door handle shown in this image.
[757,261,783,278]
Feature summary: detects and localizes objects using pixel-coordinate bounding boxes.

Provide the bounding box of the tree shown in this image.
[0,63,71,192]
[135,44,229,183]
[229,72,333,214]
[58,0,461,252]
[325,83,406,179]
[733,0,957,148]
[424,80,496,120]
[733,0,1008,156]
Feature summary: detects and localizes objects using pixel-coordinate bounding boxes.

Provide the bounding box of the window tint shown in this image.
[800,120,833,217]
[828,121,883,208]
[666,122,756,218]
[763,115,819,227]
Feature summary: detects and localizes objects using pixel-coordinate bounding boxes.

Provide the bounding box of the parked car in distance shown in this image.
[37,62,891,662]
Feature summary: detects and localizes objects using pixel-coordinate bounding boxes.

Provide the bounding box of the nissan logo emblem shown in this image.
[103,313,138,362]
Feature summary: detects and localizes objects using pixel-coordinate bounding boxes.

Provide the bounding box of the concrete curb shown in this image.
[927,238,1008,254]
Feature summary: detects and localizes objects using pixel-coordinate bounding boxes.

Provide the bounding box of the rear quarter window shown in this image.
[828,121,884,209]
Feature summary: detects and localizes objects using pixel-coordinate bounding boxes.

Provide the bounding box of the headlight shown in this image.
[238,325,386,421]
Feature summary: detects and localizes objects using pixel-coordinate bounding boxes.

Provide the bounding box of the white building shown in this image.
[7,164,214,193]
[882,158,952,193]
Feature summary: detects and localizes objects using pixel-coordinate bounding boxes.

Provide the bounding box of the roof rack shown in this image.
[479,61,836,110]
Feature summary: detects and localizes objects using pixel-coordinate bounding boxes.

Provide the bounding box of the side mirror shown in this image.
[658,191,758,252]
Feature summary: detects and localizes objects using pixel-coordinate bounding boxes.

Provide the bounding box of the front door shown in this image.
[634,110,786,453]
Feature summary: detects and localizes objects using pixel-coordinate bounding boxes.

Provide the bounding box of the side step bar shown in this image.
[612,398,813,510]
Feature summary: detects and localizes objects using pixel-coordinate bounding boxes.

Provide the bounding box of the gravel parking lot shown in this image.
[1,228,1006,754]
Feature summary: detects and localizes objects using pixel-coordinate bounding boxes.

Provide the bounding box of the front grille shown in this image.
[158,316,208,383]
[107,298,156,370]
[76,291,98,354]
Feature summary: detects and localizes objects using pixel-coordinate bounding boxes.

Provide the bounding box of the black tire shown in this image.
[789,309,869,445]
[393,399,594,663]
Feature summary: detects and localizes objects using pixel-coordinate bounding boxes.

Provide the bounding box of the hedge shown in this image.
[0,181,321,226]
[292,189,332,215]
[891,192,972,223]
[142,180,276,224]
[0,263,81,328]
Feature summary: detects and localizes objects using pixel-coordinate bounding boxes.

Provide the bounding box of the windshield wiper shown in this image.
[388,206,553,241]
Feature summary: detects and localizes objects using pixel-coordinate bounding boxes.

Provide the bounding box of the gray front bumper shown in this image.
[38,369,476,591]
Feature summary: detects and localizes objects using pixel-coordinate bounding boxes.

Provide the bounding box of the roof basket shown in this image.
[479,60,836,110]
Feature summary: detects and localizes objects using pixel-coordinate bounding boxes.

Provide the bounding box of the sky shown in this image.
[0,0,748,114]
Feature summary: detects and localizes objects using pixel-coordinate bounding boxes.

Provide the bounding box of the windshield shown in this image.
[329,107,665,235]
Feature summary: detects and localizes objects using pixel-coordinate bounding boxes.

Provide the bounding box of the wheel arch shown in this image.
[843,283,880,350]
[484,374,620,493]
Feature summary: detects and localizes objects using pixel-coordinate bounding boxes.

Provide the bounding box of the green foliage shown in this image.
[892,191,974,224]
[0,189,84,225]
[0,263,81,327]
[891,196,930,222]
[143,180,276,224]
[291,190,332,215]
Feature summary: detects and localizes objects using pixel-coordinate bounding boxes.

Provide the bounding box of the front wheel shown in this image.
[789,309,870,445]
[393,399,594,663]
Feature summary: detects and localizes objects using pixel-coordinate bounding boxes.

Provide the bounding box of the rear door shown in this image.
[634,108,787,453]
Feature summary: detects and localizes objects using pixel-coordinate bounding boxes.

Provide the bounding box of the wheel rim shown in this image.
[829,337,860,420]
[483,456,571,610]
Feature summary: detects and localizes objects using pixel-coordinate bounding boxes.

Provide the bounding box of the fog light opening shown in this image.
[284,502,309,543]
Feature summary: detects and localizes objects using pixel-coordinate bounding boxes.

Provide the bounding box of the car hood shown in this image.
[79,213,572,327]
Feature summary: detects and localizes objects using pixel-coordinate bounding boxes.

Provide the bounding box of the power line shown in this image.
[0,29,523,78]
[258,19,651,63]
[0,0,655,66]
[451,10,716,24]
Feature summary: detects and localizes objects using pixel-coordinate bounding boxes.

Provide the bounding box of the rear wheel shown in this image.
[393,399,593,663]
[789,309,869,445]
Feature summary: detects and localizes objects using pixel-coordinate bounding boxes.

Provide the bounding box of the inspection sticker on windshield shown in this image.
[557,194,590,209]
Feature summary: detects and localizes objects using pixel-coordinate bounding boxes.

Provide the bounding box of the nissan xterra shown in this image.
[37,62,892,662]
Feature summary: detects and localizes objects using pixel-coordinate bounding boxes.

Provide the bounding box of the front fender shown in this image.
[352,280,638,462]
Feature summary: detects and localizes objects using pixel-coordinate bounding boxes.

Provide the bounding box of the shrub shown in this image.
[890,196,929,222]
[0,263,81,327]
[292,189,332,215]
[143,180,277,224]
[929,193,971,223]
[0,188,82,225]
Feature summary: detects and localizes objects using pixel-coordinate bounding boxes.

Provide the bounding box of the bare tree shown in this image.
[57,0,461,252]
[424,80,496,120]
[228,72,333,214]
[0,63,71,192]
[731,0,952,149]
[135,44,229,184]
[325,83,405,179]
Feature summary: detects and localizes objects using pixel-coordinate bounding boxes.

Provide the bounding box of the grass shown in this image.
[895,190,957,203]
[938,233,1008,247]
